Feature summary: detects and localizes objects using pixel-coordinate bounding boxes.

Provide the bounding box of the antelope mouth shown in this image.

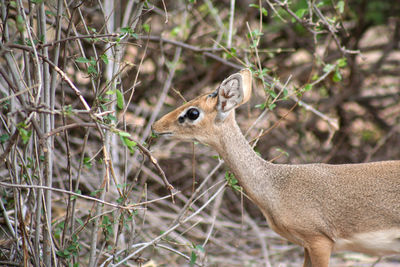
[154,131,173,137]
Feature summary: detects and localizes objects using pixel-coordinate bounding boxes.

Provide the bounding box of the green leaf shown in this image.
[83,157,92,168]
[45,10,56,17]
[104,114,117,122]
[171,26,181,37]
[120,136,137,153]
[18,127,31,144]
[293,8,307,22]
[116,183,128,189]
[116,89,124,110]
[76,218,84,227]
[283,88,288,98]
[337,57,347,68]
[90,188,104,196]
[101,54,109,64]
[268,103,276,110]
[332,70,342,82]
[71,190,81,201]
[337,0,345,13]
[118,131,131,137]
[16,15,25,33]
[195,244,205,252]
[323,64,334,73]
[0,134,9,144]
[143,23,150,33]
[121,27,133,34]
[87,65,98,75]
[304,84,313,91]
[255,103,266,110]
[75,57,91,64]
[190,251,197,266]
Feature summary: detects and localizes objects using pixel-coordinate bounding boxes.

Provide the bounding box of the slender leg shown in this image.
[307,238,333,267]
[303,248,312,267]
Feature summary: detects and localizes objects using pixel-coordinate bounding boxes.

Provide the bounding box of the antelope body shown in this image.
[152,69,400,266]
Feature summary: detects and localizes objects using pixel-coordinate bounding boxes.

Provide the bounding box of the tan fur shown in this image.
[152,69,400,267]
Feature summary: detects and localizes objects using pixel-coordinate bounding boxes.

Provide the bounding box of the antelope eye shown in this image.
[186,108,200,120]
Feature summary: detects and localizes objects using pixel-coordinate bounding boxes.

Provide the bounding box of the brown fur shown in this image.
[152,69,400,266]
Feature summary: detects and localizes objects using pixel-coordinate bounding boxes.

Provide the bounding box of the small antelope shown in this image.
[152,69,400,266]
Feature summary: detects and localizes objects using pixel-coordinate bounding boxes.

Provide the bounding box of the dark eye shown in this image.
[186,108,200,120]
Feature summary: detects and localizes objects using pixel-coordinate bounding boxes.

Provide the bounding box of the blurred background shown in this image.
[0,0,399,266]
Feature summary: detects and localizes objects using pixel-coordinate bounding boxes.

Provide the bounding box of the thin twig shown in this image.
[110,182,227,267]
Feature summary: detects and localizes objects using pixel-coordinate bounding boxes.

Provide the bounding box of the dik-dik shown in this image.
[152,69,400,266]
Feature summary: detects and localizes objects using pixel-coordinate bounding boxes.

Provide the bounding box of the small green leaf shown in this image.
[105,90,115,95]
[83,157,92,168]
[116,89,124,110]
[120,136,137,153]
[87,65,98,75]
[268,103,276,110]
[45,10,56,17]
[255,103,266,110]
[195,244,204,252]
[90,188,104,196]
[71,190,81,201]
[18,127,31,144]
[143,23,150,33]
[304,84,313,91]
[190,251,197,266]
[332,70,342,82]
[171,26,180,37]
[337,0,345,13]
[337,57,347,68]
[0,134,9,144]
[16,15,25,33]
[104,114,117,122]
[118,131,131,137]
[101,54,109,64]
[293,8,307,22]
[121,27,133,34]
[75,57,91,64]
[116,183,128,189]
[323,64,334,73]
[249,4,259,8]
[283,88,288,98]
[261,8,268,16]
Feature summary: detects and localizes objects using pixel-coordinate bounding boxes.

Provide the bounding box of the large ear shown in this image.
[216,69,252,121]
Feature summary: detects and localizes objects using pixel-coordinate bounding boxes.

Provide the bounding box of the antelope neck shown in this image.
[213,115,274,200]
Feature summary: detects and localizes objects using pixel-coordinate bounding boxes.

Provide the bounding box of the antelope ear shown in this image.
[216,69,252,121]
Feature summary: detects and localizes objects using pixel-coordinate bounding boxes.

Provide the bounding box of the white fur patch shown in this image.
[333,229,400,256]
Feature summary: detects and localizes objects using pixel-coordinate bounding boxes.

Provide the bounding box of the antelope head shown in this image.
[152,69,252,146]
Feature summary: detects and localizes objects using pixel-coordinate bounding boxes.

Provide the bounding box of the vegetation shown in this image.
[0,0,399,266]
